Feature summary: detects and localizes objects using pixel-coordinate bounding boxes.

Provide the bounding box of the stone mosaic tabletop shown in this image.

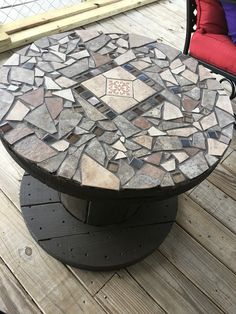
[0,31,234,191]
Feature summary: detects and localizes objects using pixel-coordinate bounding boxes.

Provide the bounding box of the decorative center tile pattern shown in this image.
[107,78,133,97]
[0,31,234,191]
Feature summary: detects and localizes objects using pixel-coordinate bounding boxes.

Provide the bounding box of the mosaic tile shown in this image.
[10,67,34,85]
[124,140,141,151]
[45,97,63,119]
[25,104,57,134]
[0,89,15,120]
[4,124,33,144]
[59,58,89,78]
[86,138,106,165]
[55,76,77,88]
[133,79,156,102]
[70,50,90,60]
[161,173,175,187]
[207,139,228,156]
[133,116,151,129]
[172,65,186,75]
[183,58,198,72]
[181,69,198,84]
[96,120,116,132]
[182,96,199,112]
[185,87,201,101]
[179,152,209,179]
[39,151,66,173]
[125,164,164,189]
[6,100,29,121]
[163,102,183,120]
[77,96,106,121]
[14,135,56,163]
[207,79,222,90]
[200,112,217,131]
[74,133,95,147]
[154,48,166,60]
[58,109,82,138]
[85,34,110,52]
[198,65,213,81]
[82,75,106,98]
[58,152,79,179]
[107,161,119,173]
[215,108,235,129]
[4,54,20,66]
[112,140,127,152]
[0,67,10,85]
[154,137,182,151]
[115,151,127,160]
[173,172,185,184]
[156,43,180,61]
[0,31,234,191]
[192,132,206,149]
[167,127,197,137]
[144,152,162,165]
[161,158,176,171]
[44,77,61,90]
[81,155,120,190]
[216,95,234,115]
[51,140,69,151]
[53,89,75,102]
[102,143,116,160]
[76,30,100,42]
[172,152,189,163]
[129,33,155,48]
[115,50,136,65]
[113,115,140,138]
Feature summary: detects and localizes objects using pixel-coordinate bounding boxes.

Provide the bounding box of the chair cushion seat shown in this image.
[190,31,236,76]
[196,0,228,34]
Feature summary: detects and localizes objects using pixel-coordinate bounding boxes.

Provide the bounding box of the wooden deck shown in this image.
[1,0,236,313]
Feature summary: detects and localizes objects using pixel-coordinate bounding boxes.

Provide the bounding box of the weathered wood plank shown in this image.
[160,224,236,314]
[95,270,165,313]
[222,150,236,175]
[208,163,236,201]
[70,267,114,296]
[0,142,23,208]
[0,0,159,52]
[2,0,121,34]
[128,251,223,314]
[0,258,41,314]
[189,179,236,234]
[0,191,105,314]
[177,194,236,273]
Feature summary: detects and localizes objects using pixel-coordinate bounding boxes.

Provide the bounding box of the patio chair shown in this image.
[183,0,236,100]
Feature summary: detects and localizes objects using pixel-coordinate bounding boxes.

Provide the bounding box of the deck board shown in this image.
[1,0,236,313]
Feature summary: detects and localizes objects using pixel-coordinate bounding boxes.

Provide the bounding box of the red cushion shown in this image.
[190,31,236,75]
[196,0,228,34]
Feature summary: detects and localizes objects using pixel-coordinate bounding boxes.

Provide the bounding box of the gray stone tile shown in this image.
[39,152,67,173]
[113,115,140,138]
[10,67,34,85]
[85,138,106,165]
[0,89,14,120]
[154,136,182,151]
[14,135,56,163]
[59,58,89,78]
[58,109,82,138]
[24,104,57,134]
[179,152,209,179]
[4,124,34,144]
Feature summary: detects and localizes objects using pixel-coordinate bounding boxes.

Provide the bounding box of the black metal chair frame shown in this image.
[183,0,236,100]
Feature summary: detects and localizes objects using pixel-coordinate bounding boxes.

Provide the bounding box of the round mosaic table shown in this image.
[0,30,234,270]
